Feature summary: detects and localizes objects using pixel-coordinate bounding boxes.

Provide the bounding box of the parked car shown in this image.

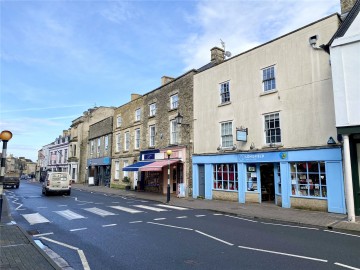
[42,172,71,196]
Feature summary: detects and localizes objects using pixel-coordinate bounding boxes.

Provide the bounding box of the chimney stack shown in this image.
[131,93,142,101]
[161,76,174,86]
[340,0,357,18]
[210,47,225,64]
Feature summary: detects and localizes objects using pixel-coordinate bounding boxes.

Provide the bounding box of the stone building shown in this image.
[87,116,113,186]
[68,106,115,183]
[111,71,196,197]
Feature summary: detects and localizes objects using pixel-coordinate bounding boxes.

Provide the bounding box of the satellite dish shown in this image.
[225,51,232,58]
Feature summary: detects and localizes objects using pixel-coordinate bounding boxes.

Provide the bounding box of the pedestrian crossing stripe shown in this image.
[109,206,143,214]
[83,207,117,217]
[155,204,189,210]
[133,205,168,212]
[22,213,50,225]
[54,210,86,220]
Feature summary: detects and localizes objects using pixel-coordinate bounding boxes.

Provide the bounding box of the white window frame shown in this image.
[135,128,140,149]
[149,125,155,147]
[90,141,94,156]
[264,112,281,144]
[170,94,178,109]
[115,161,120,180]
[170,120,178,144]
[124,131,130,151]
[149,103,157,116]
[220,81,230,104]
[221,121,233,148]
[116,115,122,128]
[97,138,101,154]
[262,65,276,92]
[115,133,121,152]
[105,135,109,150]
[135,108,141,121]
[123,160,129,177]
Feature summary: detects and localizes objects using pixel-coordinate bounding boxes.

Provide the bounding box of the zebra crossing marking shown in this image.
[22,213,50,225]
[133,205,168,212]
[155,204,189,210]
[54,210,86,220]
[83,207,117,217]
[109,205,143,214]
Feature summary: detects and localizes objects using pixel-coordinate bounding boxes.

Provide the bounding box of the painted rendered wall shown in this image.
[194,15,340,154]
[330,15,360,127]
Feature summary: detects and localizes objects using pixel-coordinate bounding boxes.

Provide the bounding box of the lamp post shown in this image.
[0,130,13,221]
[166,149,172,203]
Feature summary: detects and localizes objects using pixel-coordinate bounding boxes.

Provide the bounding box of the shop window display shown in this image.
[290,162,327,198]
[213,164,238,191]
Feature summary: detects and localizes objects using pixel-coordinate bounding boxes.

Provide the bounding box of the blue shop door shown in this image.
[198,165,205,197]
[326,162,346,214]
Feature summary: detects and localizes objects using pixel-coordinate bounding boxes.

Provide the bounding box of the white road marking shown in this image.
[70,228,87,232]
[147,222,193,231]
[261,222,319,230]
[54,210,86,220]
[334,262,360,270]
[78,249,91,270]
[324,230,360,238]
[224,215,258,223]
[237,245,327,262]
[57,205,67,207]
[40,237,90,270]
[213,213,223,216]
[32,232,54,237]
[129,221,143,224]
[176,216,188,219]
[112,202,120,204]
[195,215,206,217]
[155,204,189,210]
[102,224,117,227]
[154,218,166,221]
[83,207,117,217]
[109,206,143,214]
[22,213,50,225]
[15,204,24,210]
[195,230,234,246]
[133,205,168,212]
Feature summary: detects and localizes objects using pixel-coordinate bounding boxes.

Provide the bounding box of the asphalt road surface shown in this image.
[5,181,360,270]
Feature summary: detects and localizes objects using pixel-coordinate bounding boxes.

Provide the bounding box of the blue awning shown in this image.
[122,161,154,171]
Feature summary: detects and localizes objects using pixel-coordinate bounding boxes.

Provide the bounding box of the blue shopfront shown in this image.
[192,147,346,214]
[87,157,111,187]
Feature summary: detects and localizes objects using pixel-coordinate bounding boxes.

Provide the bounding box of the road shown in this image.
[5,181,360,270]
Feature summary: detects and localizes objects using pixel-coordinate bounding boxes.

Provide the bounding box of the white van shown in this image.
[42,172,71,196]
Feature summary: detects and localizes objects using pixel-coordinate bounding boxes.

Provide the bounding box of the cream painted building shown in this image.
[192,14,346,213]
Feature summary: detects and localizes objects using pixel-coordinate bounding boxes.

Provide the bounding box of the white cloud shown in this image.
[180,0,339,70]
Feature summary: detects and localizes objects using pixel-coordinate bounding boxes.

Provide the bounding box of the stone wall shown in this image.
[290,197,328,212]
[246,192,259,203]
[212,190,238,201]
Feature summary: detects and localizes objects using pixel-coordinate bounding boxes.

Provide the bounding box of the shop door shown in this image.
[260,163,275,203]
[198,165,205,197]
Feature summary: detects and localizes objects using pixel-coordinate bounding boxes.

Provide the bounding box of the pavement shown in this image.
[1,183,360,270]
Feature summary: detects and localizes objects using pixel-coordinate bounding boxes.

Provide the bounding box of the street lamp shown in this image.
[0,130,13,221]
[166,149,172,203]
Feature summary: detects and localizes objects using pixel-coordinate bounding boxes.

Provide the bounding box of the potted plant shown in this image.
[122,176,131,190]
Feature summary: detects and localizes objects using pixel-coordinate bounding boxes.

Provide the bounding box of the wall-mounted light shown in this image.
[175,112,190,126]
[327,136,336,145]
[309,35,324,50]
[250,142,255,150]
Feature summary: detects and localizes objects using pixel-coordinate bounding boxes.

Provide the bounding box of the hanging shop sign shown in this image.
[236,127,248,142]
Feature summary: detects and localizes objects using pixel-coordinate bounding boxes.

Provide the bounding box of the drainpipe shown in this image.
[343,134,355,222]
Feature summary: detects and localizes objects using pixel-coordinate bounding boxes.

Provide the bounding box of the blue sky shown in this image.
[0,0,339,162]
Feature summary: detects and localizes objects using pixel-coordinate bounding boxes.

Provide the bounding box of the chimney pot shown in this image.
[161,76,174,85]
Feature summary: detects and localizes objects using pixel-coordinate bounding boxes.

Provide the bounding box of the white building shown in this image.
[192,14,346,213]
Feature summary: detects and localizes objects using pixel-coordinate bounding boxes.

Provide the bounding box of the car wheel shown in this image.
[16,185,19,189]
[44,189,49,196]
